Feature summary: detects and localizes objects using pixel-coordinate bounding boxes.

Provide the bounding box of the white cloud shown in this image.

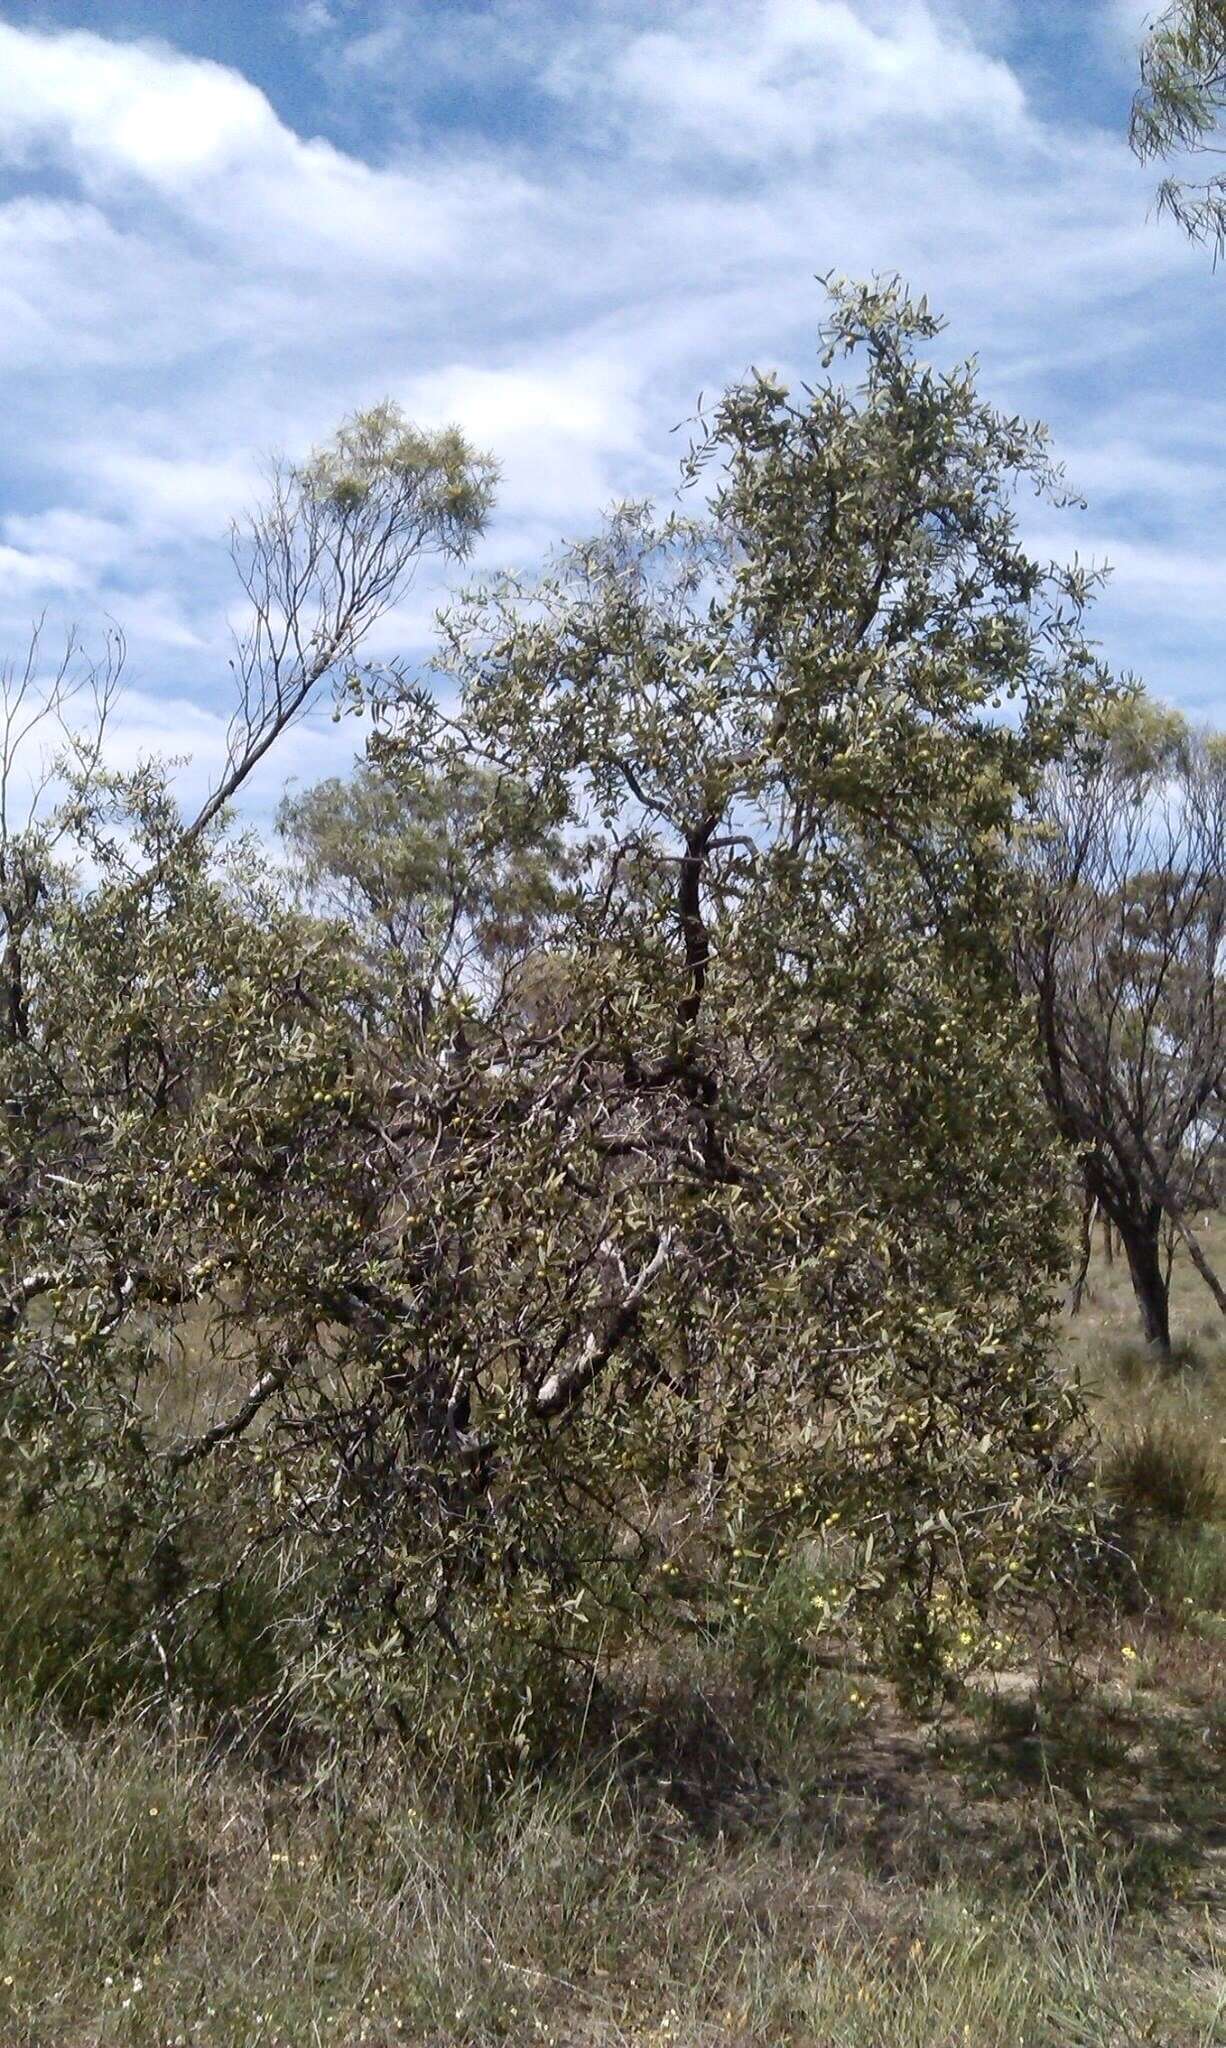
[0,0,1218,800]
[3,510,127,576]
[1059,437,1225,508]
[0,22,531,281]
[0,542,85,596]
[290,1,339,33]
[1070,535,1226,626]
[401,354,646,523]
[0,27,275,188]
[604,0,1027,160]
[78,450,262,540]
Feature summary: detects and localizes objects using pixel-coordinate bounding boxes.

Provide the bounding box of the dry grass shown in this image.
[0,1664,1223,2048]
[1070,1211,1226,1634]
[1063,1208,1226,1388]
[2,1222,1226,2045]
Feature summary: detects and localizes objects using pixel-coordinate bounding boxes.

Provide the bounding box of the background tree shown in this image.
[1018,697,1226,1357]
[189,405,495,848]
[1131,0,1226,250]
[277,758,579,1037]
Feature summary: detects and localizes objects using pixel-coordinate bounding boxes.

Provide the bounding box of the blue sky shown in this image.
[0,0,1221,821]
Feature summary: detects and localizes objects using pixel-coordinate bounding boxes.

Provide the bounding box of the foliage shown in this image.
[0,1448,281,1723]
[198,402,496,845]
[277,756,581,1033]
[1,1222,1212,2047]
[346,276,1106,1720]
[1131,0,1226,250]
[0,283,1110,1753]
[0,403,495,1736]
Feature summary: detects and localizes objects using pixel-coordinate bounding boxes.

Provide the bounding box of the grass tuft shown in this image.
[1101,1418,1223,1527]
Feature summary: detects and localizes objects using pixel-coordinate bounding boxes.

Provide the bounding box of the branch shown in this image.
[167,1362,291,1470]
[531,1232,673,1420]
[1135,1127,1226,1319]
[0,1268,60,1336]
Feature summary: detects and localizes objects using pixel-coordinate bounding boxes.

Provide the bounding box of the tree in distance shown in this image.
[1019,696,1226,1358]
[277,757,582,1039]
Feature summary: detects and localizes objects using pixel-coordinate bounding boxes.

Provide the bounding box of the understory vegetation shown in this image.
[0,1227,1224,2046]
[3,279,1226,2044]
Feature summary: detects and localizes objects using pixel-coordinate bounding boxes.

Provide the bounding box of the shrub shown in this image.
[0,282,1107,1750]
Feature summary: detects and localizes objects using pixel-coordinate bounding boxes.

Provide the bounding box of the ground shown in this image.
[2,1222,1226,2046]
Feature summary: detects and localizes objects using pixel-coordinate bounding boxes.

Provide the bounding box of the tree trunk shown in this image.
[1119,1214,1172,1357]
[1067,1193,1097,1317]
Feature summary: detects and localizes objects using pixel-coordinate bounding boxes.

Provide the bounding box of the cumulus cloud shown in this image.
[1068,536,1226,628]
[399,352,646,526]
[0,541,85,597]
[0,21,529,277]
[74,450,263,540]
[602,0,1028,160]
[0,27,276,188]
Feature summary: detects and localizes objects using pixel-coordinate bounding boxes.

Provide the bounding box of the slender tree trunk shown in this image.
[1102,1216,1115,1266]
[1067,1193,1097,1317]
[1118,1213,1172,1357]
[1162,1216,1177,1293]
[1156,1194,1226,1320]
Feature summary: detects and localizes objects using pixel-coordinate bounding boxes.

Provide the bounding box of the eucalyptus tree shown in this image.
[1018,699,1226,1355]
[276,757,580,1037]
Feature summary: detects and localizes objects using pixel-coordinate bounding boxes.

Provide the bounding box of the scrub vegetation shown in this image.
[1,280,1225,2045]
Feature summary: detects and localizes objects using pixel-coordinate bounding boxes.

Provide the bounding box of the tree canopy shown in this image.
[0,283,1110,1751]
[1131,0,1226,249]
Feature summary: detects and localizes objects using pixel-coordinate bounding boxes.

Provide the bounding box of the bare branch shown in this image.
[532,1231,674,1419]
